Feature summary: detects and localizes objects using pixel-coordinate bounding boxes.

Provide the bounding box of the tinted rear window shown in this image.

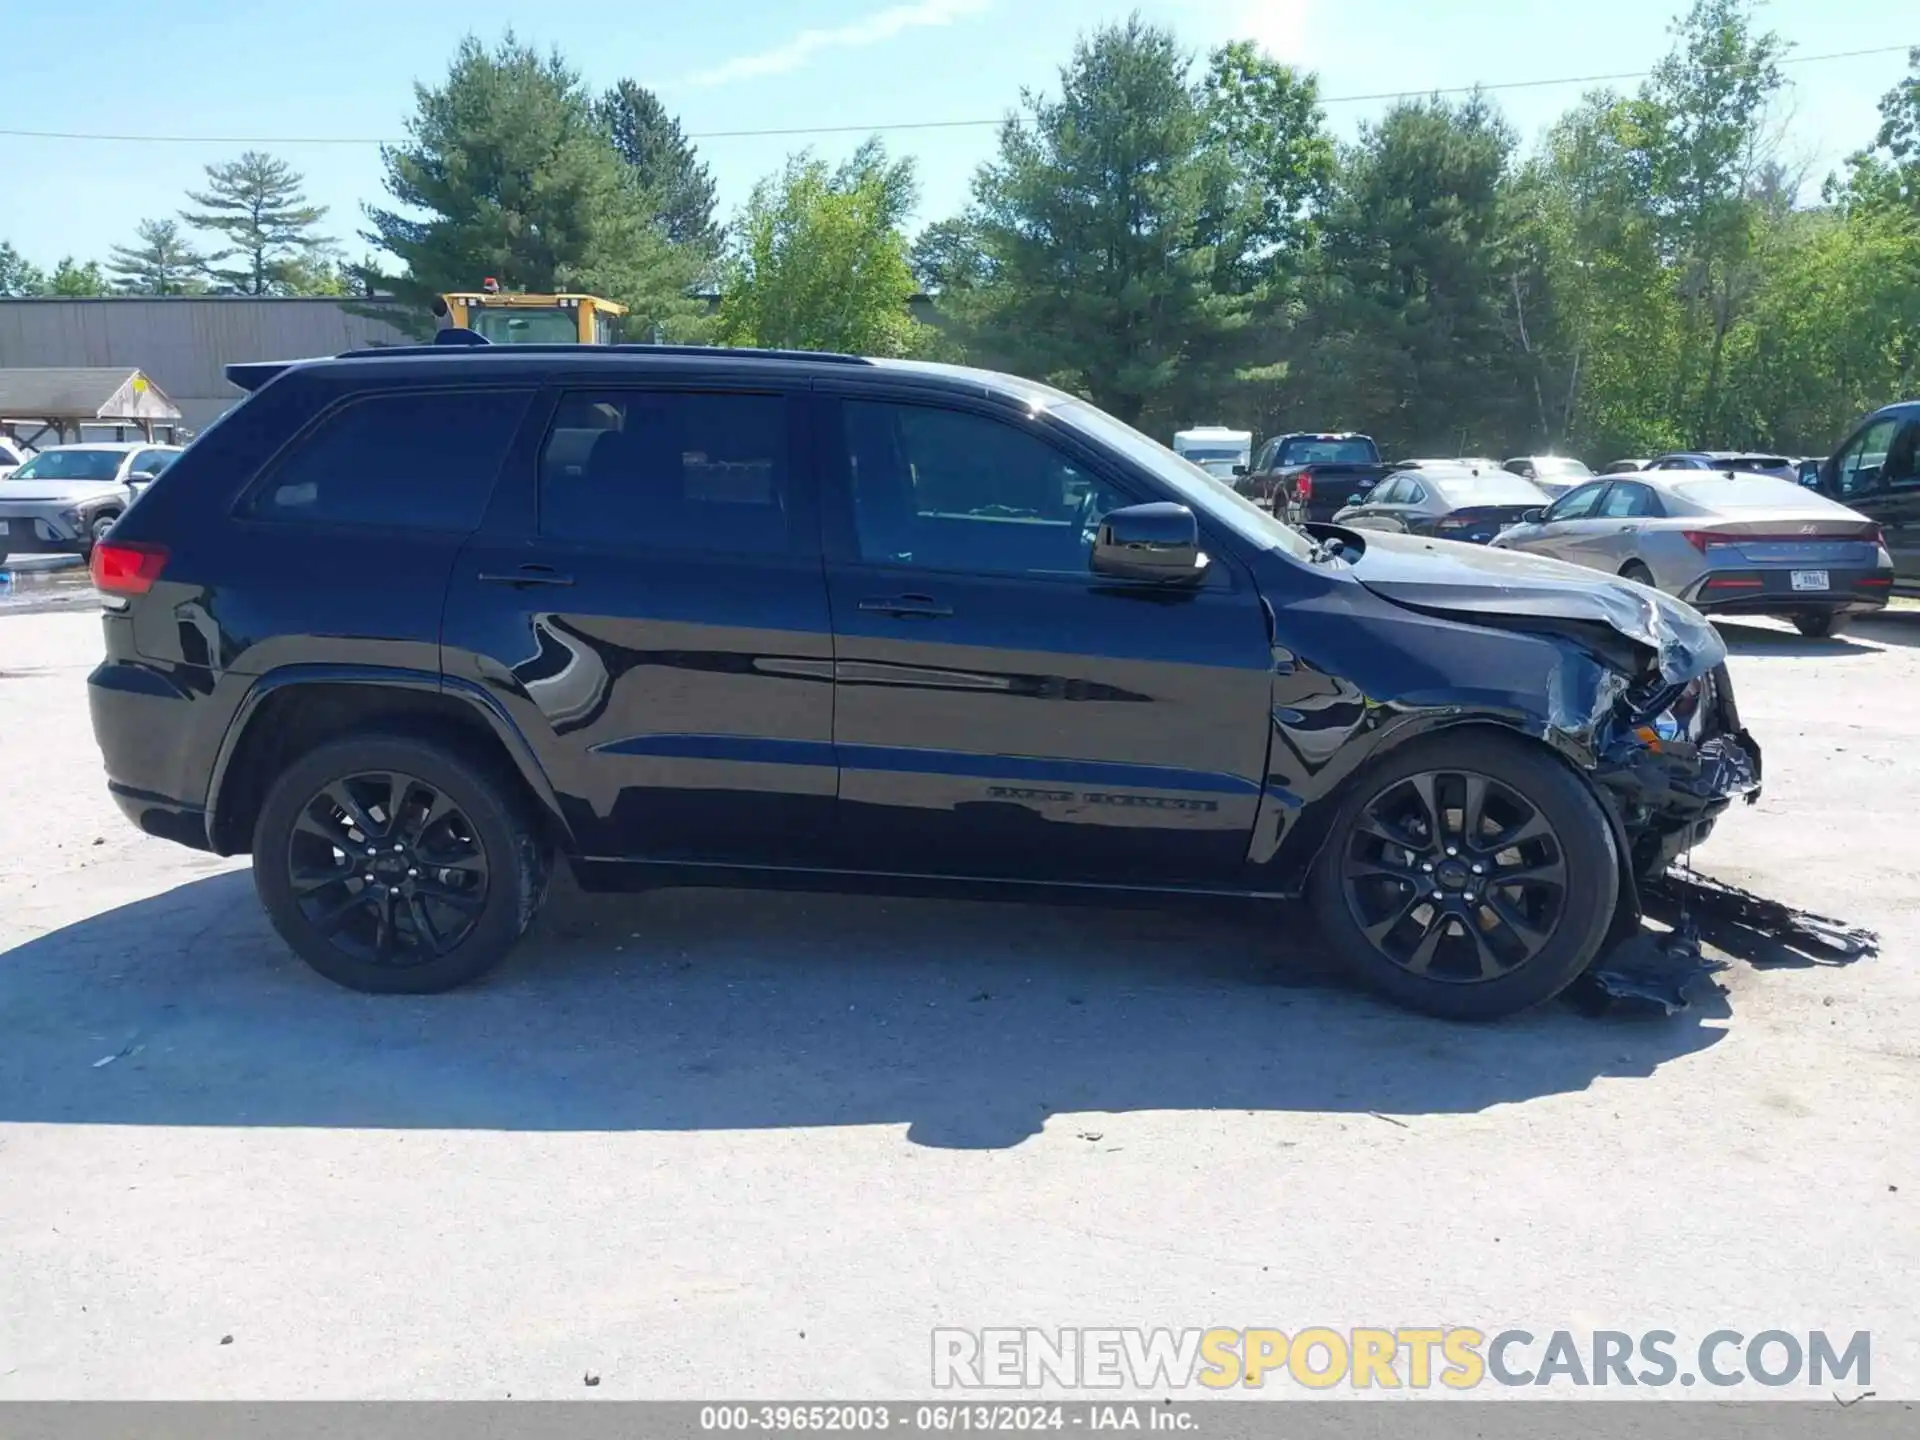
[538,389,791,554]
[1279,437,1375,465]
[246,388,532,531]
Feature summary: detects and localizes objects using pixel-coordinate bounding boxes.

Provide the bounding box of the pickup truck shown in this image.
[1241,432,1392,524]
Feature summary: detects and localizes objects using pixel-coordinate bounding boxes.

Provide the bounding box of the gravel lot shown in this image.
[0,582,1914,1400]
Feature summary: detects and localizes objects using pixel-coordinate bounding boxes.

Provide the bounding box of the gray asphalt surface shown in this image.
[0,601,1913,1399]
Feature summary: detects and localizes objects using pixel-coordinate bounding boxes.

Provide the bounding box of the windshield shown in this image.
[471,307,580,344]
[9,449,124,482]
[1053,400,1316,561]
[1279,437,1374,465]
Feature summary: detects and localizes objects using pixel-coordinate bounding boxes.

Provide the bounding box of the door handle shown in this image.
[477,565,575,588]
[857,593,952,619]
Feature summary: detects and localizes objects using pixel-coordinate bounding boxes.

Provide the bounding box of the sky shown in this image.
[0,0,1913,275]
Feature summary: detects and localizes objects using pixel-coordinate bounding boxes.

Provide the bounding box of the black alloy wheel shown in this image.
[1338,768,1567,983]
[285,771,490,967]
[253,734,545,994]
[1310,732,1618,1020]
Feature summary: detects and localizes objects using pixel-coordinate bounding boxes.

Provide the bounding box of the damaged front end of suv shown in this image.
[1358,552,1763,890]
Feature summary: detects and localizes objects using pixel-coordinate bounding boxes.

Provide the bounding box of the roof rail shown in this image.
[332,342,871,365]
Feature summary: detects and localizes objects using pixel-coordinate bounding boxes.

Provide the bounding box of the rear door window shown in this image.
[246,388,533,531]
[537,389,795,555]
[1598,483,1660,519]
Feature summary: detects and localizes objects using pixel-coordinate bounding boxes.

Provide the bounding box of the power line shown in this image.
[0,41,1909,147]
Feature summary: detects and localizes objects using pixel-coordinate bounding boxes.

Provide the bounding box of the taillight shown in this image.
[1437,516,1472,529]
[1294,469,1314,500]
[1685,528,1876,551]
[90,541,168,596]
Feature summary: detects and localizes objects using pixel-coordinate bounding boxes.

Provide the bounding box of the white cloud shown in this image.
[681,0,995,88]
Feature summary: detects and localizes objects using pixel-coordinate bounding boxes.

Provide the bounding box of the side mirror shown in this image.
[1090,502,1207,584]
[1231,464,1249,478]
[129,471,156,484]
[1522,507,1546,524]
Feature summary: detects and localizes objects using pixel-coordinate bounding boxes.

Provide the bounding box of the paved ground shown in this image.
[0,585,1914,1400]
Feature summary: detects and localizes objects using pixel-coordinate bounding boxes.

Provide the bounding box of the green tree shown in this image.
[1507,92,1687,460]
[598,80,721,259]
[0,241,47,296]
[47,258,108,296]
[364,34,703,336]
[107,219,207,295]
[1635,0,1785,438]
[183,151,334,295]
[717,142,925,356]
[1287,95,1525,453]
[1196,40,1335,291]
[950,18,1235,425]
[1833,48,1920,215]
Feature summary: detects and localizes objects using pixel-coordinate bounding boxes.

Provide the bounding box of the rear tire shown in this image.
[1310,731,1619,1021]
[1793,612,1848,638]
[1619,561,1655,586]
[252,733,546,994]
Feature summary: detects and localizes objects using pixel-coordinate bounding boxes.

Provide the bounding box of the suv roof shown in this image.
[225,346,1071,410]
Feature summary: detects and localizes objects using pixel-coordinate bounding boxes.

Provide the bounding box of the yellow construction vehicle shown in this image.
[436,279,627,344]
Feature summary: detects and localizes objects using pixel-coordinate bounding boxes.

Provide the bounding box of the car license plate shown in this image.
[1791,570,1829,592]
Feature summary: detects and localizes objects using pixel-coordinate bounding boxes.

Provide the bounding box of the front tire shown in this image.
[1793,612,1848,638]
[252,734,546,994]
[1310,732,1619,1020]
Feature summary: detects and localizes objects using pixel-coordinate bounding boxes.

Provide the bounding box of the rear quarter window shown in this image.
[243,387,533,532]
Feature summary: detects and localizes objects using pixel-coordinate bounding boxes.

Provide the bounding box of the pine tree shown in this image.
[107,219,207,295]
[598,80,721,260]
[365,34,703,337]
[182,151,333,295]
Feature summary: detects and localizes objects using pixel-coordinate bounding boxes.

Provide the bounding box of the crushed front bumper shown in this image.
[1594,664,1761,879]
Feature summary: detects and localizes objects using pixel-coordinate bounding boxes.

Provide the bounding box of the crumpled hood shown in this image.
[1335,527,1726,683]
[0,479,127,506]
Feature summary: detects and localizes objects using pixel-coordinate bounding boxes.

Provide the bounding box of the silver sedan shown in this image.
[1489,471,1895,638]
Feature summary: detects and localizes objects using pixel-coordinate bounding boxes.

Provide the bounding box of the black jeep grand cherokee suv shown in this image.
[87,343,1760,1019]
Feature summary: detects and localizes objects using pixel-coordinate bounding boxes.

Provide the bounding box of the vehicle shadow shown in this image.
[1847,610,1920,651]
[1712,619,1880,657]
[0,870,1731,1149]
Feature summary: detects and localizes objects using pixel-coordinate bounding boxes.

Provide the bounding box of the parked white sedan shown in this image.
[1489,471,1896,638]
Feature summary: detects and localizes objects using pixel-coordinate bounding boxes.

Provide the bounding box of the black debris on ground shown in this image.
[1569,868,1879,1019]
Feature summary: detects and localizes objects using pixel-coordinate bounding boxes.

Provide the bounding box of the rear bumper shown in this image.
[1680,565,1893,616]
[89,658,212,850]
[108,782,211,851]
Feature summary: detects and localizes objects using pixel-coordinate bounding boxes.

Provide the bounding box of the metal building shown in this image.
[0,297,411,435]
